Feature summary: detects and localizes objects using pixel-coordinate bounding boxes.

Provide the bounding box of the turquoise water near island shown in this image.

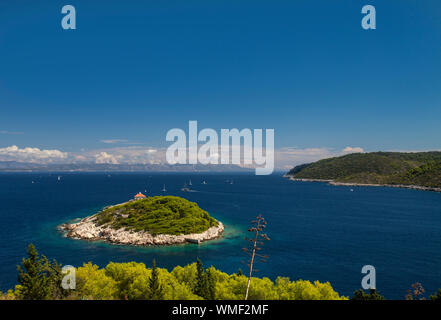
[0,172,440,299]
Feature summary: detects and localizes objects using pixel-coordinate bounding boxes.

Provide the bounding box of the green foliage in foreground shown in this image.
[56,262,348,300]
[430,289,441,301]
[3,245,441,301]
[95,196,218,235]
[15,244,68,300]
[148,259,163,300]
[287,152,441,188]
[4,245,347,300]
[195,258,215,300]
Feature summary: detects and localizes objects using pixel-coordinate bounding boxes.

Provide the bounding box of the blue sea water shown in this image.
[0,172,440,299]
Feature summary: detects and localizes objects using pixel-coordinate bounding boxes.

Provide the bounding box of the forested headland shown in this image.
[286,152,441,189]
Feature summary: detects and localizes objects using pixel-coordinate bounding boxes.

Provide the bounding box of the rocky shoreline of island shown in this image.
[284,176,441,193]
[59,209,225,246]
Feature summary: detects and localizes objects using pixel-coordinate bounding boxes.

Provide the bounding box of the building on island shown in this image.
[134,192,146,200]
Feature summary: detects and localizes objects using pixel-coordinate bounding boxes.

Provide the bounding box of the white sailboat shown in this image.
[202,180,207,185]
[189,179,192,186]
[162,184,167,192]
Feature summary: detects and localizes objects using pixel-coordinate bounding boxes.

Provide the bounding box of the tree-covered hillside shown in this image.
[286,152,441,188]
[95,196,218,236]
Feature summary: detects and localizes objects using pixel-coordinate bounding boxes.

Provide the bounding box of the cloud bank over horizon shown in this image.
[0,145,68,163]
[0,144,369,169]
[3,144,438,170]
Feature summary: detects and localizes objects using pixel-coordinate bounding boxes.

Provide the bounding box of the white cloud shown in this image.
[85,147,162,165]
[0,145,159,165]
[0,145,67,163]
[342,146,364,154]
[94,152,120,164]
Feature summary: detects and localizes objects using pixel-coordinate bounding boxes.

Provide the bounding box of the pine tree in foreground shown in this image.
[194,259,216,299]
[148,259,164,300]
[205,268,216,300]
[16,244,51,300]
[195,258,208,298]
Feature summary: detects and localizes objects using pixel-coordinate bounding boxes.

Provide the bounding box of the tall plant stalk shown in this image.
[242,214,269,300]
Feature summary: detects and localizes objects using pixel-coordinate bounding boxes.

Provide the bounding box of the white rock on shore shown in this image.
[59,214,224,246]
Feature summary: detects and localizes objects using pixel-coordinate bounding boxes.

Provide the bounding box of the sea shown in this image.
[0,172,440,299]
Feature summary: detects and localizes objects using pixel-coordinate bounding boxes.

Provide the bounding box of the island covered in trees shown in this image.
[285,151,441,191]
[60,196,224,245]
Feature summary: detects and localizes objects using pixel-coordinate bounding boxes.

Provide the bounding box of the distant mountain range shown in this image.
[286,151,441,188]
[0,161,252,172]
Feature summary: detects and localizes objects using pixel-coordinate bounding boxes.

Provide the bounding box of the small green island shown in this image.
[285,151,441,192]
[60,195,224,245]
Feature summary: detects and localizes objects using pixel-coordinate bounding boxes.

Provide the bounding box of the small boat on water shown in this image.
[202,180,207,185]
[162,184,167,192]
[57,176,61,181]
[181,183,190,192]
[189,179,192,186]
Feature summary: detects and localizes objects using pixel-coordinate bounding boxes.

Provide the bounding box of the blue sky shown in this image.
[0,0,440,167]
